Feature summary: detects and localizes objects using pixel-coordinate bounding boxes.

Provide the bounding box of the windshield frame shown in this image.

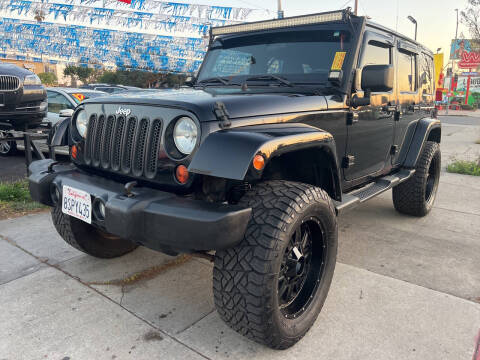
[196,20,365,94]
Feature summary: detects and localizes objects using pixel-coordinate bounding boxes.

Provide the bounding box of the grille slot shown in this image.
[84,115,97,165]
[121,117,137,174]
[100,115,115,169]
[92,115,106,167]
[145,119,162,178]
[0,75,20,91]
[82,113,162,178]
[132,118,149,177]
[111,116,125,171]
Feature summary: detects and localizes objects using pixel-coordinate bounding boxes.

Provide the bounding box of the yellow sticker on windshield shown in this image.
[331,52,346,71]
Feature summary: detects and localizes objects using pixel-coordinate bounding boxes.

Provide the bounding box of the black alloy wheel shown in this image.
[278,217,326,319]
[214,181,338,349]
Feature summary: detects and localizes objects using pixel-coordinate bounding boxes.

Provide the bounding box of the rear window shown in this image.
[398,50,417,92]
[420,53,434,95]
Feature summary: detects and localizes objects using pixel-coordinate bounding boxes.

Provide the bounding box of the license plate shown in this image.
[62,185,92,224]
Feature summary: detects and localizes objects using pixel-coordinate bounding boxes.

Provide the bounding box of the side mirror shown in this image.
[351,65,394,108]
[59,109,74,118]
[361,64,394,92]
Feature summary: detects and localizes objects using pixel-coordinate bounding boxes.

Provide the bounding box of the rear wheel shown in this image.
[392,141,441,217]
[213,181,338,349]
[51,206,138,258]
[0,130,17,156]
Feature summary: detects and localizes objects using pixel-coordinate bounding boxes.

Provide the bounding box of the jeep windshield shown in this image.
[197,27,352,90]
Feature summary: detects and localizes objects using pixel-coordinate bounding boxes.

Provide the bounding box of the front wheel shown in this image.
[213,181,338,349]
[51,206,138,258]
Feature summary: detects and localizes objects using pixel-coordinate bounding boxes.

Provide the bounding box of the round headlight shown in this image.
[173,117,198,155]
[76,110,88,138]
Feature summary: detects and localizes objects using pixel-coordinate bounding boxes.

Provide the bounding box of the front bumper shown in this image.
[29,159,252,253]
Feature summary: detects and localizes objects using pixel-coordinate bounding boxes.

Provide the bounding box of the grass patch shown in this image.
[0,180,47,219]
[447,160,480,176]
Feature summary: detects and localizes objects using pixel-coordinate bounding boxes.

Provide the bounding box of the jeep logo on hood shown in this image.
[116,107,132,117]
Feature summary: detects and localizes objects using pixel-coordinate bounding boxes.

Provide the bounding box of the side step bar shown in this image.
[334,169,415,214]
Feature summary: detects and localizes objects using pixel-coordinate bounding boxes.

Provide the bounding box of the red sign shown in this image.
[117,0,131,3]
[458,51,480,68]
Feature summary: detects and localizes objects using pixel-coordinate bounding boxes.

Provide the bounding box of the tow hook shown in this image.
[47,161,60,173]
[124,181,138,198]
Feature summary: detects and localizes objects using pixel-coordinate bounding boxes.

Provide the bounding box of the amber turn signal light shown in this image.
[253,154,265,171]
[175,165,189,184]
[71,145,78,159]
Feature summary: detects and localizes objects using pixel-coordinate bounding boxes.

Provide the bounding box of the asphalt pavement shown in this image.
[0,116,479,359]
[0,153,28,182]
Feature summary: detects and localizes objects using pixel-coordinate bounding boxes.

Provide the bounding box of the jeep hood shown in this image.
[82,88,329,121]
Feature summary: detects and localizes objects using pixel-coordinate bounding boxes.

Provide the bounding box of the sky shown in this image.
[185,0,471,66]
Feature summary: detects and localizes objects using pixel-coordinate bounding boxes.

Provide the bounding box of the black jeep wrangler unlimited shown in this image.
[29,9,441,349]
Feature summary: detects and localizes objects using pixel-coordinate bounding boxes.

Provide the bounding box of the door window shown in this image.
[398,50,417,92]
[361,40,391,67]
[47,91,73,113]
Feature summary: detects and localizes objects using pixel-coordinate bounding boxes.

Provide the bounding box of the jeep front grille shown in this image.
[0,75,20,91]
[84,114,162,179]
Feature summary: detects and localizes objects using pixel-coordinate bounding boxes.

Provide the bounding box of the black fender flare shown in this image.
[402,118,441,169]
[48,117,71,147]
[189,123,342,199]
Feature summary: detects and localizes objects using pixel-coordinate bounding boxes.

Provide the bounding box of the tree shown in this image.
[64,65,78,87]
[63,65,95,86]
[461,1,480,40]
[38,72,57,85]
[75,67,94,84]
[97,69,187,88]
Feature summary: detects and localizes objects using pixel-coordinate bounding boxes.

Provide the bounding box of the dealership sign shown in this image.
[451,39,480,68]
[459,51,480,68]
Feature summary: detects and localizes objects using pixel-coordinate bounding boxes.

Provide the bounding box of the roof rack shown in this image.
[211,9,350,37]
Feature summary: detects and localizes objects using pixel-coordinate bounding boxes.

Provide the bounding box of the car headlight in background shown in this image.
[23,74,42,86]
[76,110,89,138]
[173,117,198,155]
[39,101,47,111]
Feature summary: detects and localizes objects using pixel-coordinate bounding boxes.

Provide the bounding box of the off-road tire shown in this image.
[0,131,17,156]
[213,181,338,349]
[51,205,138,258]
[393,141,441,217]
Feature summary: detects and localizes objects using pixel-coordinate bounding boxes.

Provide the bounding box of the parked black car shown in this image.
[29,9,441,349]
[0,63,47,130]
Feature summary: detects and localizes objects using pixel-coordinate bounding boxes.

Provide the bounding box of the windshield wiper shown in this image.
[244,75,294,87]
[197,77,231,86]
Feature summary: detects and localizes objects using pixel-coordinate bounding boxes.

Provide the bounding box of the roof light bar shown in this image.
[212,11,345,36]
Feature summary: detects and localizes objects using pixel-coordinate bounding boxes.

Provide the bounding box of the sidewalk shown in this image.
[438,109,480,117]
